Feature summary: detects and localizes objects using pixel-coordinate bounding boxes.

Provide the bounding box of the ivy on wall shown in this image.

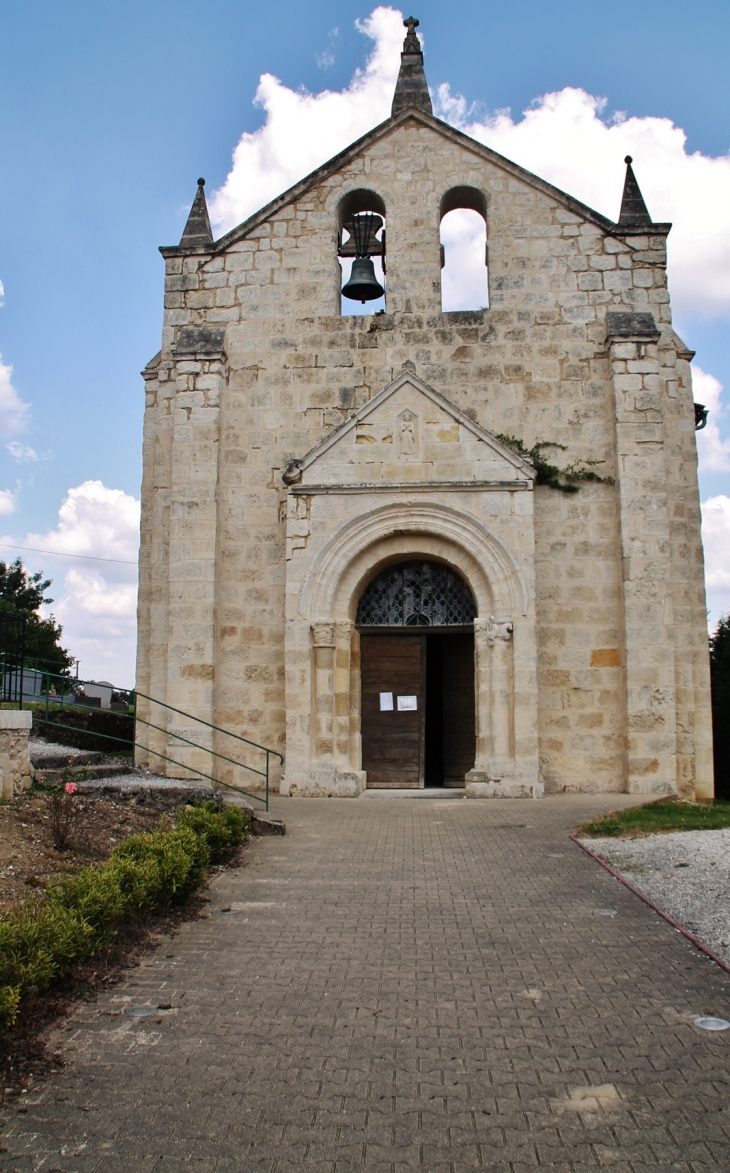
[496,435,614,494]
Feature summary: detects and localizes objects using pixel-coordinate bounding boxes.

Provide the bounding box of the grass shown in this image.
[579,799,730,838]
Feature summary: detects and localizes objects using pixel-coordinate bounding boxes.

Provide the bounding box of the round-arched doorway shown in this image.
[356,561,476,788]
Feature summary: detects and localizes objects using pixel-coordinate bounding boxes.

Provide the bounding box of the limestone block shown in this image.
[0,710,34,799]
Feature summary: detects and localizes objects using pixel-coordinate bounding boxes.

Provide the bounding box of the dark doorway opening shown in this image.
[360,629,475,789]
[425,632,475,787]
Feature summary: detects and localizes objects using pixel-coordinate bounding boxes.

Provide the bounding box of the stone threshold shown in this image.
[361,788,466,799]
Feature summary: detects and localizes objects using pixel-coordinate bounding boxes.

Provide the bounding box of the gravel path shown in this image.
[581,829,730,965]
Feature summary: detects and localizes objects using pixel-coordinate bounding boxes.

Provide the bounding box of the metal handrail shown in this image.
[134,691,283,764]
[27,675,281,811]
[131,743,269,807]
[134,713,268,780]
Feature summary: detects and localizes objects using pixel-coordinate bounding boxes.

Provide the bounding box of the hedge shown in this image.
[32,706,134,754]
[0,803,252,1031]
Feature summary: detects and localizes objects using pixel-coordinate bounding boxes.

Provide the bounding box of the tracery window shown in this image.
[356,561,476,627]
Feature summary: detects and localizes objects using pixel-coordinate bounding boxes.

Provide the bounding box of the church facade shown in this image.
[135,19,714,800]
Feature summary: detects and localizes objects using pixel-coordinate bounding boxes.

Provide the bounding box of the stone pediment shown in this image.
[287,371,535,489]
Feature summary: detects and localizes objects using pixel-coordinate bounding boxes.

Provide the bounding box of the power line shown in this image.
[0,542,138,566]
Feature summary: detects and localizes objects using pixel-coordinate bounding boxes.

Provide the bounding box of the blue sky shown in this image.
[0,0,728,684]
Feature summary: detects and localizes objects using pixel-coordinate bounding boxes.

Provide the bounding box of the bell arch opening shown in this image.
[439,186,489,313]
[356,560,476,789]
[337,189,386,317]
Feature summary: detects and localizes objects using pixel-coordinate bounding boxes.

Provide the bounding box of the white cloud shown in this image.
[438,85,730,322]
[2,481,140,686]
[702,495,730,628]
[0,355,30,437]
[209,6,403,233]
[24,480,140,563]
[0,487,16,515]
[6,441,37,462]
[694,368,730,473]
[0,279,4,307]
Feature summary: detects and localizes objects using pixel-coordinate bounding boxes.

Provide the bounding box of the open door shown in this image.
[360,630,475,788]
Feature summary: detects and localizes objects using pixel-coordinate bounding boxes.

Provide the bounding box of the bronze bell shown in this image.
[342,256,385,303]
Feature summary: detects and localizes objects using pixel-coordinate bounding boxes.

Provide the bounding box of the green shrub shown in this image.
[112,827,209,908]
[0,900,92,1000]
[0,802,252,1031]
[0,984,20,1027]
[47,863,128,946]
[175,802,250,860]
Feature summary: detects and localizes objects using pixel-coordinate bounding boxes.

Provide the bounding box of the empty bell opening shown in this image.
[341,256,385,303]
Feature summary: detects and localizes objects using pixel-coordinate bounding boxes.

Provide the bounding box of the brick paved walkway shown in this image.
[2,795,730,1171]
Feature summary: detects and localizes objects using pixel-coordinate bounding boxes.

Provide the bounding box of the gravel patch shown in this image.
[84,772,214,791]
[29,738,89,758]
[581,829,730,965]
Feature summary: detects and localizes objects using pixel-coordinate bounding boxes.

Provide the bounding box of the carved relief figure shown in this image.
[396,409,419,460]
[401,415,415,455]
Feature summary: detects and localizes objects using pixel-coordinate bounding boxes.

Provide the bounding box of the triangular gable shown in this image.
[290,370,536,485]
[188,109,669,259]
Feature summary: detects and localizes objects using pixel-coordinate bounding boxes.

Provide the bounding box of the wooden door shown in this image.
[360,634,424,788]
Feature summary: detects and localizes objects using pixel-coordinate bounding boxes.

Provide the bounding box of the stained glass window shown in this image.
[356,561,476,626]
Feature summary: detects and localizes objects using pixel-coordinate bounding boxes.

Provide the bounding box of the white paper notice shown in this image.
[379,692,394,711]
[397,695,418,711]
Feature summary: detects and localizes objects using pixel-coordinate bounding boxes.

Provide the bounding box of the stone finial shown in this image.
[618,156,652,227]
[391,15,433,118]
[179,177,214,248]
[402,15,421,50]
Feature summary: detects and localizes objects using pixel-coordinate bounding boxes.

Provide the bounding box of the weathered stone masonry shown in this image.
[135,22,713,799]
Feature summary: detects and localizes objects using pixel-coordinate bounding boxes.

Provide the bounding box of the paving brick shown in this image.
[1,795,729,1170]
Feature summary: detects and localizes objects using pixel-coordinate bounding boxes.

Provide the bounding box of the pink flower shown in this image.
[64,782,78,795]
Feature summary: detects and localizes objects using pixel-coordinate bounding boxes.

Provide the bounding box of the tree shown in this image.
[709,615,730,801]
[0,558,74,678]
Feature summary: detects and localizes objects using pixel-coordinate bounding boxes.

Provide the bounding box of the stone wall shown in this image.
[136,112,712,798]
[0,710,33,799]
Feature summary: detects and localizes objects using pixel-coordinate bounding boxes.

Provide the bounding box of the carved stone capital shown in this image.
[487,616,513,645]
[311,621,336,648]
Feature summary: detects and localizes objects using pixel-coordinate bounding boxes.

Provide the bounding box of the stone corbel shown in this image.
[487,616,514,646]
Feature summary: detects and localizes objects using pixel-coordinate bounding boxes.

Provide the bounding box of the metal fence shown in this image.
[0,611,26,706]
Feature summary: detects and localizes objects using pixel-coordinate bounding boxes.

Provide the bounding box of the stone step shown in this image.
[34,761,136,785]
[31,750,106,770]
